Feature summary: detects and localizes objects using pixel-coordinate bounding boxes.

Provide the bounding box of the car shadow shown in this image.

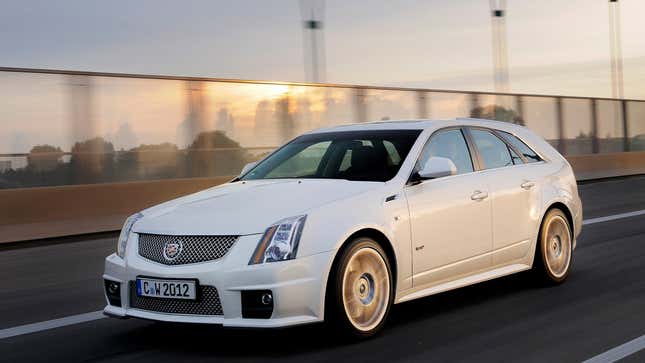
[114,270,547,360]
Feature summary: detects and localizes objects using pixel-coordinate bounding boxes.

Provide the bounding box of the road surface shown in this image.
[2,175,645,362]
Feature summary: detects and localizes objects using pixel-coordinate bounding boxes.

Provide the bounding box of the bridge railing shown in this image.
[1,67,644,242]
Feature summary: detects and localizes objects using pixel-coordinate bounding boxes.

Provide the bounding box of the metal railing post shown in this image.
[469,93,479,117]
[417,91,429,119]
[516,95,525,126]
[353,88,368,123]
[185,80,207,143]
[591,99,599,153]
[622,100,630,151]
[556,97,566,154]
[68,75,95,147]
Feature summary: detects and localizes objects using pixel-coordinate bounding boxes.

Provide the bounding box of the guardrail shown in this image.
[1,67,644,242]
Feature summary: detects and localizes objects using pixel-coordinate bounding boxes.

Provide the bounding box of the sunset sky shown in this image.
[1,0,645,156]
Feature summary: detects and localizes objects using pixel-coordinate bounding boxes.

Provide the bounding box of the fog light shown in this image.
[108,282,119,295]
[241,290,274,319]
[104,279,122,307]
[261,292,273,305]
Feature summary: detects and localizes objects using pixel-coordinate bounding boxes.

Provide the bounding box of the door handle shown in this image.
[521,181,536,190]
[471,190,488,201]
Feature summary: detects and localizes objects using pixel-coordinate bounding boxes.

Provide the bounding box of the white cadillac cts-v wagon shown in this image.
[103,118,582,337]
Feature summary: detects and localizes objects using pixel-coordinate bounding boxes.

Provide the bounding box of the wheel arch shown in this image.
[322,227,398,319]
[543,202,575,240]
[531,201,575,282]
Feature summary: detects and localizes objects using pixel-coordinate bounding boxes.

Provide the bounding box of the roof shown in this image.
[308,118,527,134]
[305,118,560,163]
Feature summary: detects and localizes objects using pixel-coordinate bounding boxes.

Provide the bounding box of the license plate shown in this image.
[136,277,197,300]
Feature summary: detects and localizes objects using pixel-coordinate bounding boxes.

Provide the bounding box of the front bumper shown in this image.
[103,233,334,328]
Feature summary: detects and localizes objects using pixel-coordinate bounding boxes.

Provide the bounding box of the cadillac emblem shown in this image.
[163,240,183,261]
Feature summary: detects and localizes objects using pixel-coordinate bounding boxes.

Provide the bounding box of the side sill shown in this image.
[396,263,531,304]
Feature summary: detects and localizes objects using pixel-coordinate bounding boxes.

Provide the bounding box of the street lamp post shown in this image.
[608,0,624,100]
[608,0,628,150]
[490,0,509,95]
[489,0,510,115]
[300,0,326,83]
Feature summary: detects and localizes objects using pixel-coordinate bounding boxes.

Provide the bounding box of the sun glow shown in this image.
[262,84,290,99]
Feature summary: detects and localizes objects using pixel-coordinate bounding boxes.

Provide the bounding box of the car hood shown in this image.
[133,179,382,236]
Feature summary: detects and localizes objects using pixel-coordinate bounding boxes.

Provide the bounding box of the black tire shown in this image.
[325,237,394,339]
[533,208,573,285]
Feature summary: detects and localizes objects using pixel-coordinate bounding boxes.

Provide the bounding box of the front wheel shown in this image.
[533,208,573,284]
[327,238,393,339]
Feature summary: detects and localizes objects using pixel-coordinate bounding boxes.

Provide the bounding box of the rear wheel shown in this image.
[327,238,393,339]
[533,208,572,284]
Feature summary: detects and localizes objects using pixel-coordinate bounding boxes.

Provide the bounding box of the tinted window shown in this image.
[499,131,541,163]
[383,140,402,166]
[417,129,473,175]
[242,130,421,182]
[265,141,331,178]
[470,129,514,169]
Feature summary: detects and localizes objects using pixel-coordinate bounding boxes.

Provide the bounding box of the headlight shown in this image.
[249,215,307,264]
[117,213,142,258]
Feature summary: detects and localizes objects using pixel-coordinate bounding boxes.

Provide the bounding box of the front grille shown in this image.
[129,281,223,316]
[138,233,238,265]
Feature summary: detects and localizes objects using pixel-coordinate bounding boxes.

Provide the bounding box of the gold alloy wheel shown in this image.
[341,247,390,332]
[542,214,572,279]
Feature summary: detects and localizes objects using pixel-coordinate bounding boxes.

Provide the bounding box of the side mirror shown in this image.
[240,161,258,177]
[418,156,457,180]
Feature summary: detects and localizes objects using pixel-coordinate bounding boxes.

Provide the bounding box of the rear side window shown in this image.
[508,147,523,165]
[470,129,514,169]
[498,131,542,163]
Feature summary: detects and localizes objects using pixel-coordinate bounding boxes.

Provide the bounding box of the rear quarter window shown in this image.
[498,131,542,163]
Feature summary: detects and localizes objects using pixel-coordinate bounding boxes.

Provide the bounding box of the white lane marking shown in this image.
[578,210,645,362]
[0,311,105,340]
[583,209,645,225]
[583,334,645,363]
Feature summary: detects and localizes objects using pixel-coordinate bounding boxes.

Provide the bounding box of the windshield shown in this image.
[241,130,421,182]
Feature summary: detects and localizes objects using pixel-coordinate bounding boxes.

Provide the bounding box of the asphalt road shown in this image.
[1,175,645,362]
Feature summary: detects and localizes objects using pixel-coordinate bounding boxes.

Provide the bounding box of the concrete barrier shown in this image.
[567,151,645,181]
[0,176,231,243]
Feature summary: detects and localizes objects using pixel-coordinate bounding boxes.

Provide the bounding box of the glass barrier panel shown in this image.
[427,92,472,119]
[521,97,558,147]
[0,72,66,157]
[0,72,68,188]
[561,98,592,155]
[627,101,645,151]
[363,89,418,122]
[93,76,186,182]
[318,87,356,127]
[596,99,625,153]
[470,94,521,124]
[188,82,354,178]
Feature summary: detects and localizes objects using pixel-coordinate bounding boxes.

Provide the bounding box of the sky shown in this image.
[1,0,645,158]
[1,0,644,99]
